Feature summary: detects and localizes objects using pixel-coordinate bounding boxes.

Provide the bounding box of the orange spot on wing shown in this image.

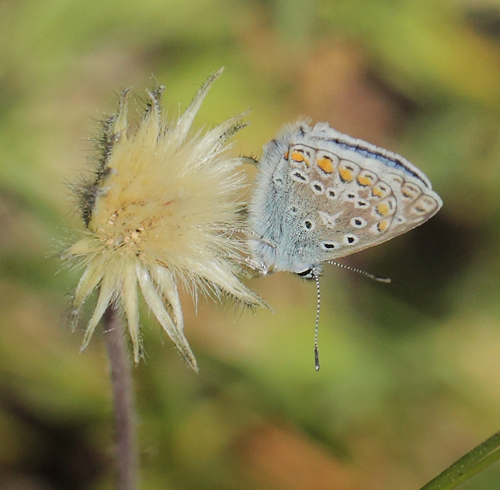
[402,189,414,199]
[317,157,334,174]
[339,167,354,182]
[401,183,420,200]
[377,220,389,232]
[291,151,305,162]
[372,187,384,198]
[376,202,390,216]
[357,176,372,186]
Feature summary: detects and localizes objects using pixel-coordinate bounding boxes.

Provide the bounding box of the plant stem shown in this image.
[103,306,138,490]
[420,430,500,490]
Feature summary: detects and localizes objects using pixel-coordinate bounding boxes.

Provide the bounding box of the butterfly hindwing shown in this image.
[249,121,442,274]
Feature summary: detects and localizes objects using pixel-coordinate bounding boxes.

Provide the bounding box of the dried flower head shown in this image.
[62,68,264,371]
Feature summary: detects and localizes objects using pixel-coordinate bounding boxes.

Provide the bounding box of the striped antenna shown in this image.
[313,268,321,371]
[326,261,391,283]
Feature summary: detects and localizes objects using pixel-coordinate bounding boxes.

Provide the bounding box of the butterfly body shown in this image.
[248,121,442,278]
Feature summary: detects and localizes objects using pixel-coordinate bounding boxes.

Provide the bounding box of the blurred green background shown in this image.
[1,0,500,488]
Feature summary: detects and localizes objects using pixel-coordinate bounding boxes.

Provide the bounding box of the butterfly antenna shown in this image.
[326,261,391,283]
[313,268,321,371]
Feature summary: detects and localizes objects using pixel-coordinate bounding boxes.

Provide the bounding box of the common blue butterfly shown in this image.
[248,121,443,369]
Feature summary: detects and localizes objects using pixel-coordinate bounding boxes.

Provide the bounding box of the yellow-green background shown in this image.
[1,0,500,488]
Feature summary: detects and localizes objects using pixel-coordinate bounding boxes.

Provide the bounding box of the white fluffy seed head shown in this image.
[62,69,264,370]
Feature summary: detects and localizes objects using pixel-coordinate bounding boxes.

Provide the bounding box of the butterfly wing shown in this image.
[284,122,443,263]
[249,121,442,274]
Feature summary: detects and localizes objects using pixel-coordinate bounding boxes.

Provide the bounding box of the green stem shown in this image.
[420,430,500,490]
[103,306,139,490]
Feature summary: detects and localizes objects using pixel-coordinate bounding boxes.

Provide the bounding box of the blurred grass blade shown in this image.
[420,430,500,490]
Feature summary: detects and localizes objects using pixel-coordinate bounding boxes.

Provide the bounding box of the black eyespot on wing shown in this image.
[292,171,307,181]
[350,217,367,228]
[322,241,340,250]
[343,234,360,245]
[311,181,324,194]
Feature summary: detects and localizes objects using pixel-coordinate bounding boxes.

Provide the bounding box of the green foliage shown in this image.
[1,0,500,488]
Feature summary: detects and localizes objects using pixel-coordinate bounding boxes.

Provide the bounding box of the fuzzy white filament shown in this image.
[62,69,264,371]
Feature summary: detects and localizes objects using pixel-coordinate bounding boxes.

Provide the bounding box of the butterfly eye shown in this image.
[297,268,313,279]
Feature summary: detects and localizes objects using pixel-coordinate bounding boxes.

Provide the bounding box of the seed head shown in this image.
[62,68,264,371]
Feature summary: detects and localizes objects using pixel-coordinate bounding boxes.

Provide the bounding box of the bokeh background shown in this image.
[1,0,500,489]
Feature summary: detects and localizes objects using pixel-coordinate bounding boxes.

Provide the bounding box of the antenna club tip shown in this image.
[314,346,320,371]
[376,276,391,284]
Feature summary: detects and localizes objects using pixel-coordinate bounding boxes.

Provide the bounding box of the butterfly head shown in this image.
[295,264,324,281]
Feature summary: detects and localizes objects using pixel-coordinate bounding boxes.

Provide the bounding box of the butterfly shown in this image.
[247,120,443,369]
